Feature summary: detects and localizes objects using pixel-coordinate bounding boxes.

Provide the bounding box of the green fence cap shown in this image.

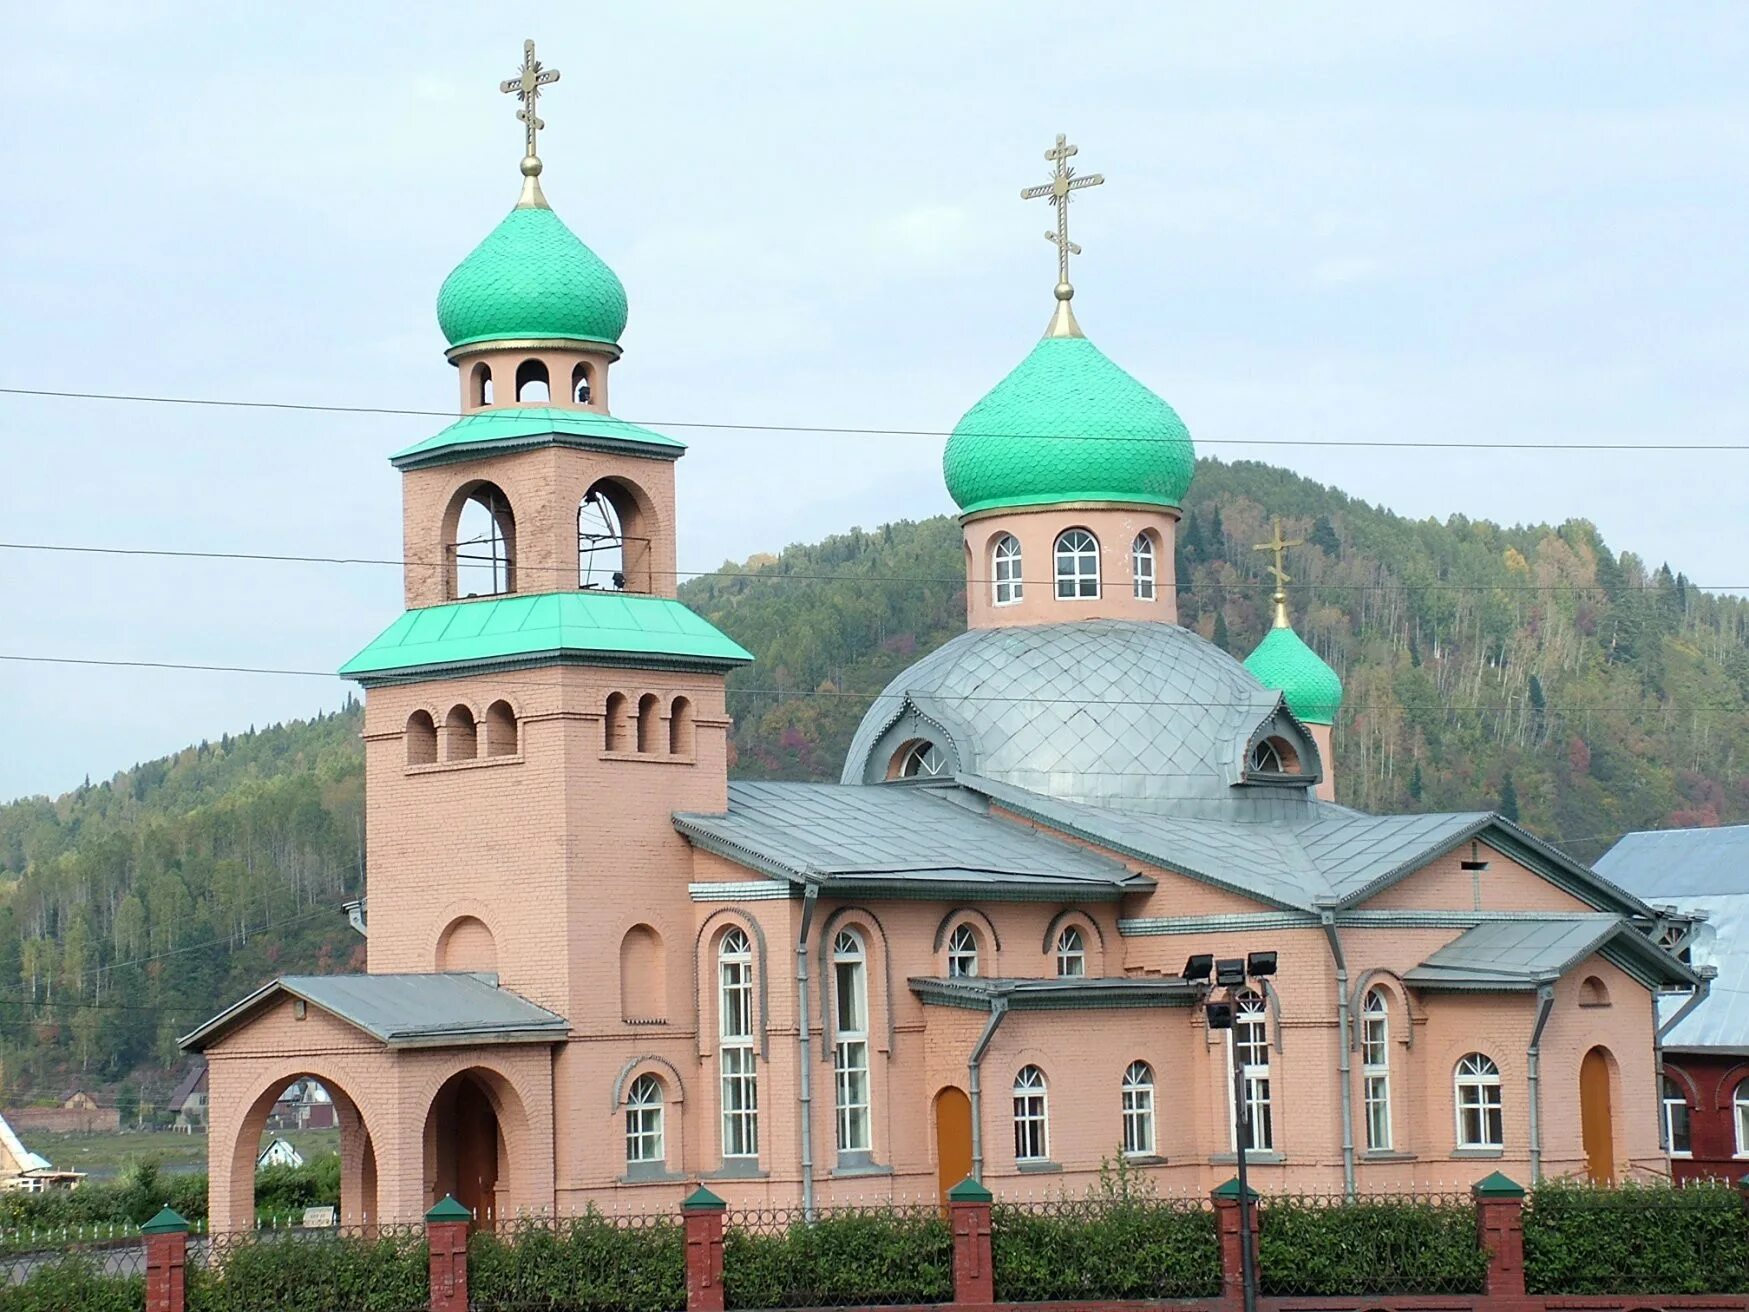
[1211,1177,1259,1201]
[948,1176,993,1202]
[682,1185,727,1211]
[426,1195,473,1222]
[1472,1171,1525,1198]
[140,1206,190,1235]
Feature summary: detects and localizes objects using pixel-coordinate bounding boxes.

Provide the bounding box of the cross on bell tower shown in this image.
[1252,519,1305,629]
[501,39,562,208]
[1021,134,1105,338]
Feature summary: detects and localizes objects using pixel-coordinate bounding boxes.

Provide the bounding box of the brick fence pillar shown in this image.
[1472,1171,1527,1300]
[1210,1178,1257,1312]
[426,1195,473,1312]
[948,1177,995,1306]
[683,1185,728,1312]
[141,1206,189,1312]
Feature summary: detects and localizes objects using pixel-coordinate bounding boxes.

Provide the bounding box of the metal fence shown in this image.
[1255,1189,1487,1297]
[186,1222,429,1312]
[990,1194,1221,1302]
[468,1209,686,1312]
[723,1204,953,1310]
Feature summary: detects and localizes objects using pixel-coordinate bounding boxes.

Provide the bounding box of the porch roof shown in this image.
[908,975,1200,1012]
[1403,914,1699,992]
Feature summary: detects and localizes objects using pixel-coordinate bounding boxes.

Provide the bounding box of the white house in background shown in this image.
[257,1138,305,1170]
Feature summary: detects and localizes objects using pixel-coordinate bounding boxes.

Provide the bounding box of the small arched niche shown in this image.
[1578,975,1612,1007]
[437,916,498,973]
[445,705,478,761]
[448,482,516,599]
[579,479,654,593]
[620,925,667,1022]
[572,362,593,406]
[636,694,661,754]
[470,361,493,408]
[604,692,629,752]
[406,710,437,766]
[514,358,550,403]
[483,700,518,758]
[669,697,694,756]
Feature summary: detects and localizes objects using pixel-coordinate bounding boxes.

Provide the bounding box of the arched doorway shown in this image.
[934,1086,973,1205]
[220,1074,376,1234]
[1580,1046,1616,1183]
[425,1071,506,1230]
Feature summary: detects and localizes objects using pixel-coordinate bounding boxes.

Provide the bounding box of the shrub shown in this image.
[1523,1180,1749,1295]
[724,1208,951,1309]
[0,1256,143,1312]
[1258,1195,1487,1295]
[187,1231,427,1312]
[470,1213,685,1312]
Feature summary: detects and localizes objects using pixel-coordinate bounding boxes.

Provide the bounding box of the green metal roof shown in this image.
[340,592,753,683]
[943,335,1195,515]
[437,204,627,349]
[1244,624,1343,726]
[391,406,684,471]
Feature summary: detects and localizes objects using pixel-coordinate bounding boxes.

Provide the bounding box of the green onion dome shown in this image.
[437,204,628,350]
[1244,623,1343,726]
[943,335,1195,515]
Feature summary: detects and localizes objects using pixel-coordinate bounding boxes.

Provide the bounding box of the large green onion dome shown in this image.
[1244,622,1344,726]
[943,334,1196,516]
[437,204,628,350]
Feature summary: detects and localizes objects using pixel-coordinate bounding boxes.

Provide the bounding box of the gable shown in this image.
[1360,844,1597,915]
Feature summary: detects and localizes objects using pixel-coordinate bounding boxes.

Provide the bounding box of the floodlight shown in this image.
[1204,1000,1234,1030]
[1181,954,1214,982]
[1246,951,1278,978]
[1214,958,1247,987]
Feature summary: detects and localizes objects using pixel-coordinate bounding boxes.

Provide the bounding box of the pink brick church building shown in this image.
[184,46,1699,1232]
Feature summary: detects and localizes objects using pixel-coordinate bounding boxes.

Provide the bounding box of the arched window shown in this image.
[1054,529,1100,600]
[483,700,517,758]
[718,928,758,1160]
[1122,1060,1155,1156]
[625,1074,664,1167]
[1055,926,1086,978]
[1663,1075,1691,1157]
[470,362,493,407]
[514,357,550,403]
[1132,534,1156,601]
[452,484,515,598]
[406,710,437,766]
[1361,989,1391,1151]
[669,697,695,756]
[1013,1066,1049,1161]
[947,924,979,978]
[891,739,947,779]
[572,362,592,406]
[579,482,643,591]
[1250,737,1302,775]
[1455,1053,1503,1149]
[444,705,477,761]
[604,692,629,752]
[832,930,871,1155]
[637,694,661,754]
[1230,991,1273,1151]
[993,534,1023,606]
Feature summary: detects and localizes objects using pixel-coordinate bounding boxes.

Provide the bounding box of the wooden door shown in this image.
[453,1078,501,1230]
[1580,1047,1615,1183]
[934,1087,973,1205]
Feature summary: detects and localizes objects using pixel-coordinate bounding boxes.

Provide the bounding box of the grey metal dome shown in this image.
[842,621,1320,820]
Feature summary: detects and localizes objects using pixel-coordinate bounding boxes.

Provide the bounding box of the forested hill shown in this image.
[7,456,1749,1097]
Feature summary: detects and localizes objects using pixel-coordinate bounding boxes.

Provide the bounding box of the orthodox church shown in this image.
[185,44,1699,1230]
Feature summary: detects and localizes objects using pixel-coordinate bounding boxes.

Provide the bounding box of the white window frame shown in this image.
[1055,926,1086,978]
[832,929,872,1154]
[1735,1083,1749,1158]
[1122,1060,1156,1157]
[1131,533,1156,601]
[1663,1076,1692,1157]
[1013,1065,1049,1161]
[1454,1053,1503,1150]
[625,1074,664,1166]
[1228,991,1274,1152]
[894,739,948,779]
[993,534,1024,606]
[1361,988,1392,1152]
[947,924,979,978]
[718,928,759,1159]
[1054,529,1101,600]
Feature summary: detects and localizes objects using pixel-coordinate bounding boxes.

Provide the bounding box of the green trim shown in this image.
[682,1185,727,1211]
[140,1206,190,1235]
[426,1195,473,1222]
[1210,1177,1259,1201]
[947,1176,993,1203]
[391,406,684,471]
[1471,1171,1525,1198]
[956,490,1183,516]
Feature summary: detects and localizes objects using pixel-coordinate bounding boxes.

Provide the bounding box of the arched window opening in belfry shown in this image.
[888,738,947,780]
[471,361,493,407]
[406,710,437,766]
[451,483,516,599]
[579,480,653,593]
[669,697,695,756]
[636,695,661,753]
[444,705,478,761]
[572,362,593,405]
[514,358,550,403]
[604,692,629,752]
[483,700,517,758]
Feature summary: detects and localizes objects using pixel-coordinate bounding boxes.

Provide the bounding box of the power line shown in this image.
[3,384,1746,453]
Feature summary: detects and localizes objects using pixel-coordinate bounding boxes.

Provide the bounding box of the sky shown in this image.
[0,3,1745,802]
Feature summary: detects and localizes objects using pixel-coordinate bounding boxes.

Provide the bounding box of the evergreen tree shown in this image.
[1309,515,1341,557]
[1212,609,1230,652]
[1408,762,1424,802]
[1498,772,1520,823]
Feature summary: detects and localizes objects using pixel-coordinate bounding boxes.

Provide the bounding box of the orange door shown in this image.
[934,1087,974,1205]
[1580,1047,1615,1183]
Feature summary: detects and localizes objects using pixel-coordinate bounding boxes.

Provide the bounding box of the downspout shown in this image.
[1526,982,1556,1184]
[794,886,820,1216]
[1319,912,1356,1198]
[1655,970,1714,1153]
[967,996,1011,1182]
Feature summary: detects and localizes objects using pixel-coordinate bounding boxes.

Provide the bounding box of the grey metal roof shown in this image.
[181,973,569,1051]
[1595,825,1749,898]
[1656,892,1749,1051]
[908,975,1200,1011]
[675,782,1151,900]
[1404,915,1696,991]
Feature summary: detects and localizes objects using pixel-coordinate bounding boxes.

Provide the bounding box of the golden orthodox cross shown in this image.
[501,39,562,164]
[1253,519,1304,625]
[1021,134,1105,291]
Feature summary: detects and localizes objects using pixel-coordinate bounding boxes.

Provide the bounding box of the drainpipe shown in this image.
[967,996,1011,1182]
[794,886,820,1216]
[1526,982,1556,1184]
[1319,912,1356,1198]
[1655,969,1715,1153]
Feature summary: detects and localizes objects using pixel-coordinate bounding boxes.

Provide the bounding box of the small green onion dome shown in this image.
[943,335,1195,515]
[1244,623,1343,726]
[437,205,628,350]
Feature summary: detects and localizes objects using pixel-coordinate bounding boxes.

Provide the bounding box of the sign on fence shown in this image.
[301,1206,337,1229]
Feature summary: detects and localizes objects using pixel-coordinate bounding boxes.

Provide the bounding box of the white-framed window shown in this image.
[947,924,979,978]
[1055,926,1086,977]
[625,1074,664,1166]
[833,929,872,1154]
[1663,1075,1691,1157]
[1361,988,1392,1151]
[1132,533,1156,601]
[1013,1065,1049,1161]
[893,739,948,779]
[1054,529,1100,600]
[1735,1083,1749,1158]
[718,927,758,1159]
[1230,991,1274,1152]
[1454,1053,1503,1149]
[1122,1060,1156,1157]
[993,534,1023,606]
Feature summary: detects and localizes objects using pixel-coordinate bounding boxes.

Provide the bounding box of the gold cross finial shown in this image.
[1252,519,1305,628]
[500,39,562,208]
[1021,134,1105,338]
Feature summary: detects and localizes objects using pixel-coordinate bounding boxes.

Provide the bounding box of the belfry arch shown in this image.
[579,478,656,593]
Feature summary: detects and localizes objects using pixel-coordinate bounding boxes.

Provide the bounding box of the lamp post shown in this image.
[1183,950,1277,1312]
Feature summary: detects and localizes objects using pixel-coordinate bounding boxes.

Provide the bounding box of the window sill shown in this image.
[1016,1160,1062,1174]
[406,754,523,776]
[600,750,697,766]
[1122,1154,1167,1166]
[1669,1152,1694,1159]
[1209,1152,1285,1166]
[829,1160,892,1179]
[620,1164,684,1184]
[1453,1147,1504,1158]
[707,1160,768,1180]
[1361,1150,1418,1162]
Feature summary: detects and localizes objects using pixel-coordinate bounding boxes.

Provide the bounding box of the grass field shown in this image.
[31,1128,341,1180]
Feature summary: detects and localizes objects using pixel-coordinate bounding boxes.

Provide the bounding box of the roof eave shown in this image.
[344,646,752,687]
[391,429,684,473]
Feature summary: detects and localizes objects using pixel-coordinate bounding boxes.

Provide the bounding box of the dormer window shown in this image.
[891,739,947,779]
[1249,736,1303,776]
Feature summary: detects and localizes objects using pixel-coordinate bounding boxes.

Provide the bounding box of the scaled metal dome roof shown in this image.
[1244,624,1344,726]
[437,205,628,350]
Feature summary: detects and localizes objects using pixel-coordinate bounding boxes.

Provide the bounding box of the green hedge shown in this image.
[1258,1196,1487,1295]
[991,1200,1219,1300]
[724,1209,951,1309]
[1524,1180,1749,1295]
[0,1156,334,1232]
[186,1232,428,1312]
[0,1256,143,1312]
[470,1214,685,1312]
